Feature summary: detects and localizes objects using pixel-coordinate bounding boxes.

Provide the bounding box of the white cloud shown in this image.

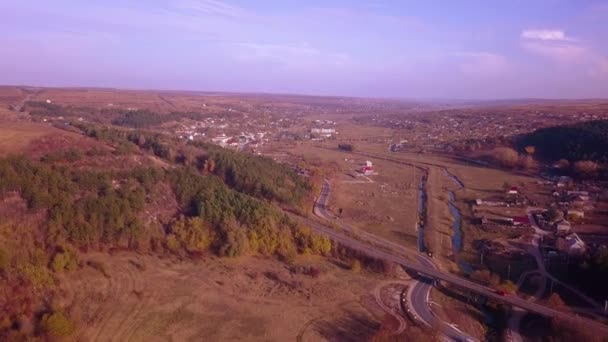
[521,29,571,41]
[521,30,608,78]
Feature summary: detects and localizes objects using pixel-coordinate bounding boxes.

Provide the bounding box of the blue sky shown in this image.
[1,0,607,99]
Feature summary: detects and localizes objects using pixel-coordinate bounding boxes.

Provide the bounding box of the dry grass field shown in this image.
[0,122,58,155]
[286,143,422,249]
[58,253,382,342]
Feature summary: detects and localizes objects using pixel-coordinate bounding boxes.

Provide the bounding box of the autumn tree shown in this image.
[169,216,214,253]
[574,160,599,176]
[491,147,520,168]
[554,159,570,169]
[524,145,536,155]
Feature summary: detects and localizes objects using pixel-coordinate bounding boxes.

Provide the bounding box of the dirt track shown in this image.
[59,253,382,341]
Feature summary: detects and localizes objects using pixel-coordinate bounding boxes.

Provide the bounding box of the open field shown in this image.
[59,253,384,342]
[0,122,58,155]
[285,143,422,250]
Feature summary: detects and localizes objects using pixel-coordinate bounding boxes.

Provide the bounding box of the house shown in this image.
[475,196,507,207]
[555,220,571,234]
[557,233,586,255]
[512,216,531,227]
[507,187,519,195]
[557,176,572,188]
[361,160,374,175]
[567,191,589,197]
[566,210,584,221]
[310,128,336,138]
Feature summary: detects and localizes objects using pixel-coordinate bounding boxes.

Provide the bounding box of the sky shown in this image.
[1,0,607,99]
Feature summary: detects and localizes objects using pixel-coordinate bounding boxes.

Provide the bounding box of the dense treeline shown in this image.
[168,167,326,258]
[516,120,608,163]
[24,101,204,128]
[197,143,312,207]
[111,110,205,128]
[0,156,147,247]
[23,101,69,117]
[75,124,314,209]
[0,154,322,257]
[75,123,176,159]
[111,110,170,128]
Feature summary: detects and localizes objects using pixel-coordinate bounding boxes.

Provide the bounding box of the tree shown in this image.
[554,159,570,169]
[491,147,520,168]
[524,145,536,155]
[40,311,75,338]
[350,259,361,273]
[50,247,79,272]
[547,292,565,308]
[546,208,563,222]
[519,155,538,170]
[338,143,354,152]
[170,216,214,253]
[574,160,599,176]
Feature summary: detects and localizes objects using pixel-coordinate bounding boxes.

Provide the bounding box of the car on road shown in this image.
[494,289,506,296]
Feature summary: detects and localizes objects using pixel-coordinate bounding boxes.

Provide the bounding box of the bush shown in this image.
[350,259,362,273]
[295,226,332,255]
[338,143,354,152]
[50,247,79,273]
[491,147,519,168]
[40,311,75,337]
[165,234,180,253]
[574,160,599,175]
[19,265,54,288]
[218,220,250,257]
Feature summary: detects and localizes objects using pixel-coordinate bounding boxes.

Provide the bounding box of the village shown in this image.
[360,106,608,154]
[472,173,607,260]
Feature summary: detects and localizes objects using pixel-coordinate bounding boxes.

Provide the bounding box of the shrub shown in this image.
[50,247,79,272]
[350,259,362,273]
[574,160,599,175]
[218,221,250,257]
[165,234,180,253]
[338,143,354,152]
[19,265,54,288]
[491,147,519,168]
[40,311,75,337]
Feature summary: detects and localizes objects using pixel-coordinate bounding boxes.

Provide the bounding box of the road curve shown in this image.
[293,180,608,336]
[317,178,477,341]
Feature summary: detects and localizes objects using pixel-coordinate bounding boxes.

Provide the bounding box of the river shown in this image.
[443,168,473,274]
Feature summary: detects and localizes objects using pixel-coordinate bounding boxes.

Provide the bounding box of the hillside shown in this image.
[516,120,608,163]
[0,123,331,340]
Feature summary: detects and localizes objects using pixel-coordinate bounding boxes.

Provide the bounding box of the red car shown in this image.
[494,289,506,296]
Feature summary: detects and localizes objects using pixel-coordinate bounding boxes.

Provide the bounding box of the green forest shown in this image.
[516,120,608,163]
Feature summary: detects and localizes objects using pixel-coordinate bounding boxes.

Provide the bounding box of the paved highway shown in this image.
[316,178,476,341]
[298,179,608,336]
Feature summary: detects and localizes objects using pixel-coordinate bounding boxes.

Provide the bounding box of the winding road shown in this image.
[317,178,477,341]
[299,178,608,337]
